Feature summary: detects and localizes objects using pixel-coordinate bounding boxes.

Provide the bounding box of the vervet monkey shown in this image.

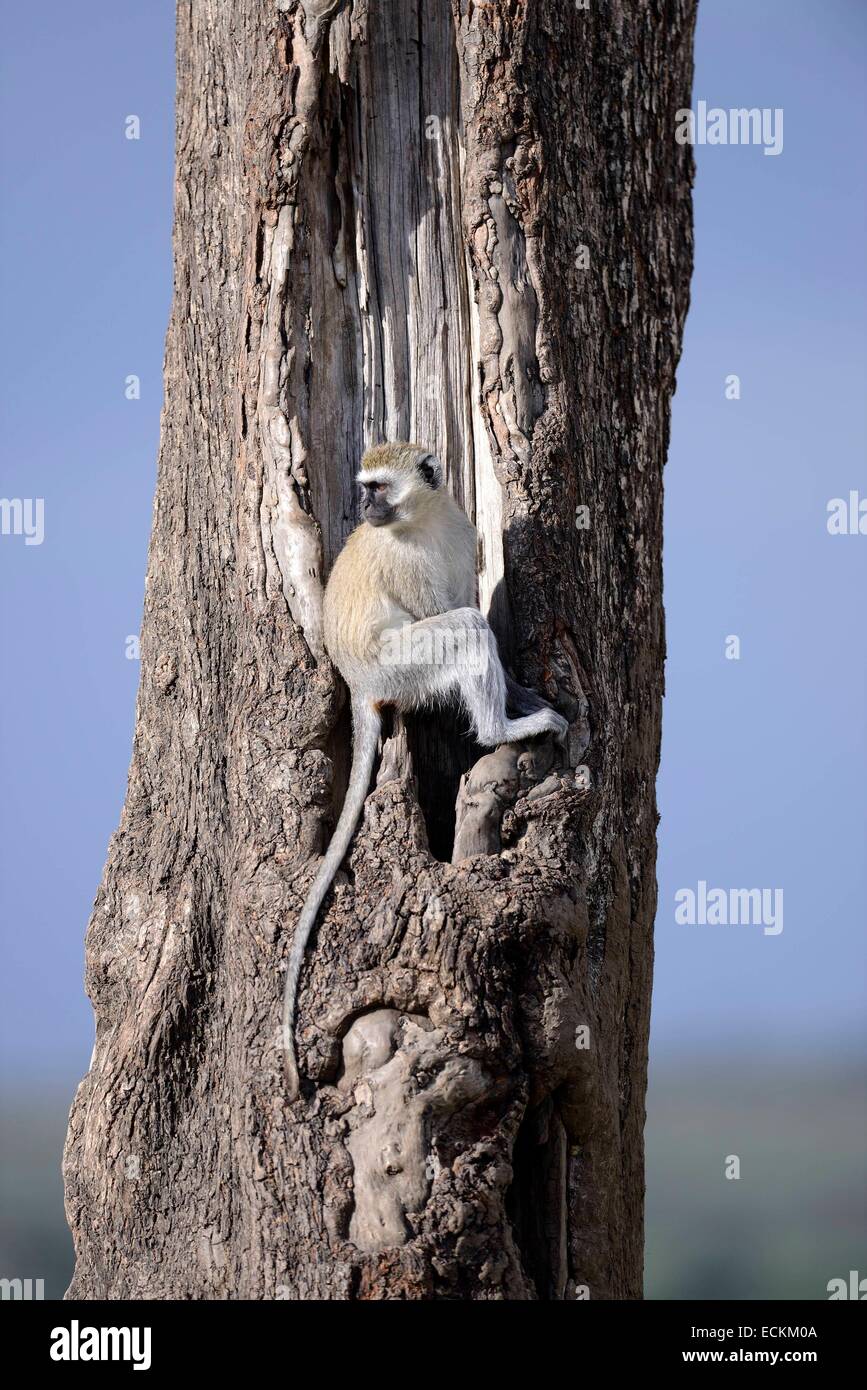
[282,442,568,1098]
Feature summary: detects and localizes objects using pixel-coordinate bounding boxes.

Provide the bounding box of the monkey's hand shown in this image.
[542,708,570,745]
[505,673,548,717]
[504,675,569,745]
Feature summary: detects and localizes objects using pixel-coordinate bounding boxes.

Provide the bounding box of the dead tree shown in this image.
[63,0,695,1300]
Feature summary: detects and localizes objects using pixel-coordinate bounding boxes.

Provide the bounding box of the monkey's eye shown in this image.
[366,482,386,493]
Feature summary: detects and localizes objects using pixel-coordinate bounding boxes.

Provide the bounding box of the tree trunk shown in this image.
[63,0,694,1301]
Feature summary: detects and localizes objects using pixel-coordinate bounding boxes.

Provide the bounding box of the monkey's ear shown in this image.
[417,453,442,489]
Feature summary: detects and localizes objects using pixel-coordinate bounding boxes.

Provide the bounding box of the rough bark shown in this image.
[63,0,695,1301]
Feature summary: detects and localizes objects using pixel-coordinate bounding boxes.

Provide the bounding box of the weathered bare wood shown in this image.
[63,0,695,1300]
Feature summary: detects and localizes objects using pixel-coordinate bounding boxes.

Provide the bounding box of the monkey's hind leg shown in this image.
[391,610,568,748]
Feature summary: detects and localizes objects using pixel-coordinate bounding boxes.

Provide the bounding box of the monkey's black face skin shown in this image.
[360,480,396,527]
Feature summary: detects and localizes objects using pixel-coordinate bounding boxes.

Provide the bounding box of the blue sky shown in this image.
[1,0,864,1092]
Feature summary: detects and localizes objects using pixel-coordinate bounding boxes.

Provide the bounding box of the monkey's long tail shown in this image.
[282,697,382,1101]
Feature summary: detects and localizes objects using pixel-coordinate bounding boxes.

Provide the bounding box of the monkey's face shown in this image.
[359,476,397,527]
[358,447,442,529]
